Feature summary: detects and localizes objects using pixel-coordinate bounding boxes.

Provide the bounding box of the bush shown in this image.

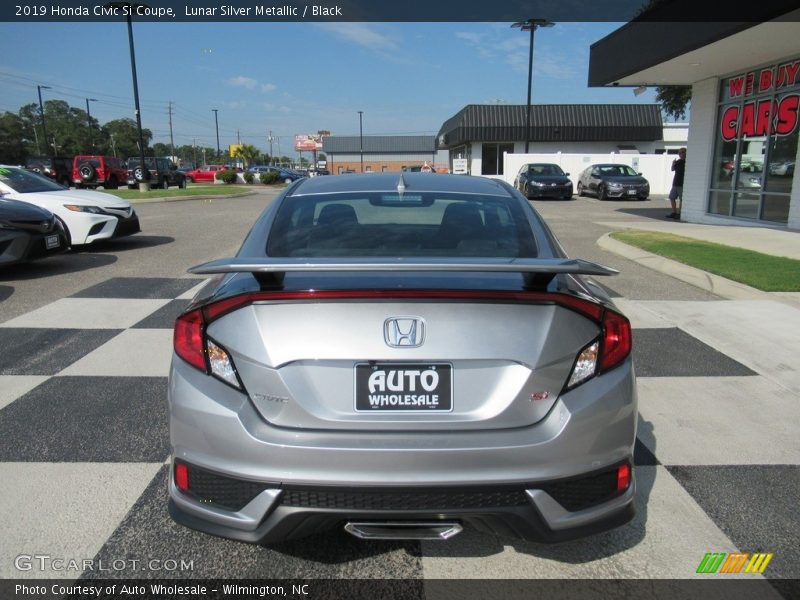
[215,169,238,184]
[243,171,254,184]
[259,171,279,185]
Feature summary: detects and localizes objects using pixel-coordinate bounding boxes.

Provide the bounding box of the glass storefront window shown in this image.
[710,57,798,225]
[481,143,514,176]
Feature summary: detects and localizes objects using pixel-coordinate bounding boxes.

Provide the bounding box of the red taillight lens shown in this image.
[174,309,206,371]
[617,463,631,492]
[599,309,632,372]
[174,462,189,492]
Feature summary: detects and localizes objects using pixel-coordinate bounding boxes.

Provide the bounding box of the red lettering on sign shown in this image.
[740,102,755,136]
[777,61,800,89]
[721,106,739,141]
[776,94,799,136]
[728,77,745,98]
[755,100,773,136]
[759,69,774,93]
[745,72,755,96]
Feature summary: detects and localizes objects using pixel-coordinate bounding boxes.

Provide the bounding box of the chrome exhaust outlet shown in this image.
[344,521,463,540]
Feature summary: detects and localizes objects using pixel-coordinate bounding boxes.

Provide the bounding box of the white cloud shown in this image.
[227,76,258,90]
[261,83,277,93]
[455,32,484,45]
[317,23,397,51]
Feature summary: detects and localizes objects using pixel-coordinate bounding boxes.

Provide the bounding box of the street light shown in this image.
[37,85,51,159]
[511,18,554,154]
[212,109,220,162]
[108,2,151,190]
[85,98,98,152]
[358,110,363,173]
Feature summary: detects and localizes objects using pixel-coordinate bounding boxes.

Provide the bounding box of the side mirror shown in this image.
[637,172,642,176]
[564,172,570,176]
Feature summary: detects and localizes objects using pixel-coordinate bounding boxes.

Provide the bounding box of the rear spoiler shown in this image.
[189,257,618,288]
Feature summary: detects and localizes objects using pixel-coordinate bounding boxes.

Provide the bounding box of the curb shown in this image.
[598,232,774,301]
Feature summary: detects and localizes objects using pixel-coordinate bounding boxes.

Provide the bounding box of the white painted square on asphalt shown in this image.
[0,298,170,330]
[420,466,754,580]
[177,279,210,300]
[0,462,162,579]
[0,376,49,411]
[59,329,173,377]
[612,299,674,329]
[637,376,800,465]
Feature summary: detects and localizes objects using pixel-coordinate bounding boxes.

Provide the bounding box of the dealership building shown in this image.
[436,104,687,177]
[321,135,448,174]
[589,4,800,229]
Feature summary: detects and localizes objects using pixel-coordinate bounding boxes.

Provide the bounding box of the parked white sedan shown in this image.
[0,165,140,246]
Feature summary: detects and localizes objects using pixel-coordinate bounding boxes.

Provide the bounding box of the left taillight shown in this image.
[173,308,245,391]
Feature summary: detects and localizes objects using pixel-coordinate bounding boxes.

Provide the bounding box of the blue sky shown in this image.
[0,21,661,156]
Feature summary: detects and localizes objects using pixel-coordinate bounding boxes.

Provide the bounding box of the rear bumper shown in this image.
[168,356,637,542]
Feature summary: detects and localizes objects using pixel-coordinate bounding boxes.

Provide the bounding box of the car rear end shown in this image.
[168,174,636,544]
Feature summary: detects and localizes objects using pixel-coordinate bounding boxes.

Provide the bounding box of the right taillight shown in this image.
[599,309,632,373]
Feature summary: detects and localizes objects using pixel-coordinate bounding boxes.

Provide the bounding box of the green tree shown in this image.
[656,86,692,121]
[233,143,261,168]
[101,118,152,159]
[0,111,30,164]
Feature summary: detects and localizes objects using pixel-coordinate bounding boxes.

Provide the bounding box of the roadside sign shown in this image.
[452,158,469,175]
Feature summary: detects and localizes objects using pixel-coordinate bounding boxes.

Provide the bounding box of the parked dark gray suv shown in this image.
[126,157,187,190]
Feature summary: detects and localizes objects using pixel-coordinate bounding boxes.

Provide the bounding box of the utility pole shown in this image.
[212,108,220,162]
[37,85,51,160]
[110,133,117,157]
[358,110,364,173]
[192,138,197,166]
[268,130,273,165]
[168,101,175,160]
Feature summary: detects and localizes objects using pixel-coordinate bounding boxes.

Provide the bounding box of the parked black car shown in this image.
[24,156,72,187]
[0,197,67,266]
[576,164,649,200]
[514,163,573,200]
[126,157,187,190]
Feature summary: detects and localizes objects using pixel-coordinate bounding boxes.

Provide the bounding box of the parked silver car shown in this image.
[168,173,637,544]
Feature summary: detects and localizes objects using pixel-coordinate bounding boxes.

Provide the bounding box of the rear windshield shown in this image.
[267,192,538,258]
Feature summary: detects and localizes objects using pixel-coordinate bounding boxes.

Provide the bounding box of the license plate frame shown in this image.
[354,363,453,412]
[45,234,60,249]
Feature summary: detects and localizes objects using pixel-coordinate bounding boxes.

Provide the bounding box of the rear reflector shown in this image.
[617,463,631,492]
[174,309,205,371]
[174,462,189,492]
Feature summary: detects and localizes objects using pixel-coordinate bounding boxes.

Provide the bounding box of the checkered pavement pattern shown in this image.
[0,277,796,592]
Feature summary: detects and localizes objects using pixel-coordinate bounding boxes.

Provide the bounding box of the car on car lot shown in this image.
[0,197,67,266]
[25,156,72,187]
[72,155,128,189]
[769,160,794,177]
[127,157,187,189]
[0,165,140,247]
[185,165,226,183]
[514,163,573,200]
[576,164,649,200]
[248,166,306,184]
[168,173,636,545]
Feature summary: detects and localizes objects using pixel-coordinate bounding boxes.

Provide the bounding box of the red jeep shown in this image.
[72,155,128,189]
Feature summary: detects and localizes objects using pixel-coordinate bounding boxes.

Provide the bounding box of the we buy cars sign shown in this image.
[295,135,323,151]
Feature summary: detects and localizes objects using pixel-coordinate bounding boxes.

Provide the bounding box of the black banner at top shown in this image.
[2,0,800,22]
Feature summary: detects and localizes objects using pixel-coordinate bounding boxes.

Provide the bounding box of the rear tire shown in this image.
[577,182,585,197]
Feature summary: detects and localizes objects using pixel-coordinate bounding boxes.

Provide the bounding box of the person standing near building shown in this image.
[668,148,686,219]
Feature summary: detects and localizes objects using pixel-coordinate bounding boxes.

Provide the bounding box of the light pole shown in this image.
[37,85,51,159]
[511,18,554,154]
[358,110,363,173]
[212,109,220,162]
[108,2,151,190]
[85,98,98,153]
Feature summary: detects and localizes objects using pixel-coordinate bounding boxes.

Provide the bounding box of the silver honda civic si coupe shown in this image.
[168,173,637,544]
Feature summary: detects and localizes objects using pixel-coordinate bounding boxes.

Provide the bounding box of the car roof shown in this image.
[288,173,514,197]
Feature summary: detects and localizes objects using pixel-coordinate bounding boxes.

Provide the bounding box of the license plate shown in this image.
[627,189,637,195]
[355,363,452,412]
[45,235,60,249]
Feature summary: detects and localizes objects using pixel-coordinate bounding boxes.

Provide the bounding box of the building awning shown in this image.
[436,104,663,148]
[588,2,799,87]
[323,136,436,154]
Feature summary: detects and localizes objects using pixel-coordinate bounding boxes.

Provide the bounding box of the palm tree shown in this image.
[233,143,261,169]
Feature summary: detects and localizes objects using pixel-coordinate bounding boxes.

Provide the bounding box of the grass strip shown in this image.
[610,230,800,292]
[102,185,258,200]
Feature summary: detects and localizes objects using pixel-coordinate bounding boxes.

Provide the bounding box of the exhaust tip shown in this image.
[344,521,463,541]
